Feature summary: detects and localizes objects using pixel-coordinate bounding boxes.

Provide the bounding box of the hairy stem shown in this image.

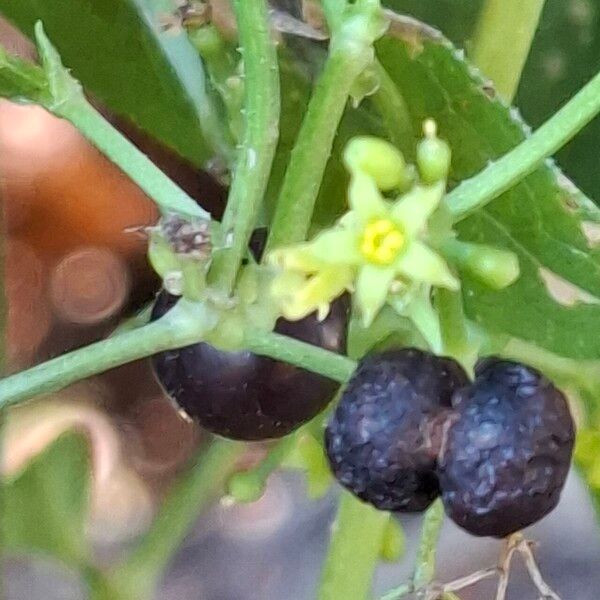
[59,101,209,220]
[110,439,243,600]
[0,302,208,407]
[209,0,280,293]
[379,502,445,600]
[447,67,600,221]
[471,0,546,102]
[0,317,356,408]
[265,51,358,249]
[266,5,386,250]
[413,499,444,589]
[318,492,390,600]
[436,288,471,371]
[243,329,356,382]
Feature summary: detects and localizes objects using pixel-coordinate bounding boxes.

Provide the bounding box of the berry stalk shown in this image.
[378,500,445,600]
[412,499,445,589]
[208,0,281,293]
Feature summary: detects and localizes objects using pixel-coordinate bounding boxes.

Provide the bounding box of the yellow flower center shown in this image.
[360,219,405,265]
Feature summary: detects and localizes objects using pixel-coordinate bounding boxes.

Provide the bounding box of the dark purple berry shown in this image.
[151,292,348,441]
[325,348,469,512]
[438,358,575,538]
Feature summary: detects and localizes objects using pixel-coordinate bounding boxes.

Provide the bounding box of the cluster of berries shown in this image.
[326,348,575,537]
[151,247,574,539]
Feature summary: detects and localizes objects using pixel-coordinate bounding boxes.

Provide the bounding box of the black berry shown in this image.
[151,292,348,441]
[438,358,575,538]
[325,348,469,512]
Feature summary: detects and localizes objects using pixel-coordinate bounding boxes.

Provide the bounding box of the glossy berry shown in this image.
[151,292,348,441]
[438,358,575,538]
[325,348,469,512]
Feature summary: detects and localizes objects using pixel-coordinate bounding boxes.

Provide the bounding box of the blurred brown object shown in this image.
[0,100,159,258]
[121,395,201,481]
[5,238,52,368]
[50,246,130,325]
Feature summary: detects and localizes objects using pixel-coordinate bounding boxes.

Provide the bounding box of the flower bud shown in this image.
[344,136,409,191]
[442,240,519,289]
[417,120,451,184]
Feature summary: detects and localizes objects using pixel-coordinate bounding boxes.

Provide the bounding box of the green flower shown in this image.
[269,135,458,326]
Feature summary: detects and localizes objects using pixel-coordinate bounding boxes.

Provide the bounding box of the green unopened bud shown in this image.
[379,518,406,562]
[417,120,451,184]
[227,471,266,504]
[344,136,409,191]
[442,240,520,290]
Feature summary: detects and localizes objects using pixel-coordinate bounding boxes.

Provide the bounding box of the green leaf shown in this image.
[383,0,481,46]
[375,28,600,360]
[0,0,229,165]
[2,433,90,566]
[387,0,600,207]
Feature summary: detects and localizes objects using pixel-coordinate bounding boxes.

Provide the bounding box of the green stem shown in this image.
[243,329,356,382]
[209,0,280,293]
[0,318,355,408]
[58,100,209,220]
[371,59,414,157]
[110,439,243,600]
[379,584,412,600]
[265,51,355,249]
[378,501,445,600]
[320,0,348,30]
[266,6,385,250]
[0,302,210,407]
[228,435,295,502]
[413,499,444,589]
[435,288,471,371]
[447,68,600,221]
[471,0,546,102]
[318,492,390,600]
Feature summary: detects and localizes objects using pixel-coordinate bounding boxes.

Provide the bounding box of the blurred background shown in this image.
[3,2,600,599]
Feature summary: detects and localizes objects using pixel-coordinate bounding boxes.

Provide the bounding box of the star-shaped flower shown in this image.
[269,136,458,326]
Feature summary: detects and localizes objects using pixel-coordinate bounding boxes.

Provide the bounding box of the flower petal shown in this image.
[277,267,354,322]
[355,264,396,327]
[308,228,362,265]
[348,171,389,224]
[390,182,445,235]
[395,241,459,289]
[268,245,323,272]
